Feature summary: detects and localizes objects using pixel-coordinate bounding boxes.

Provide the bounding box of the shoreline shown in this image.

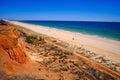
[20,21,120,41]
[17,21,120,42]
[9,21,120,62]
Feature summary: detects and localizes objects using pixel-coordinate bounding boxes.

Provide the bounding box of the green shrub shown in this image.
[77,71,84,76]
[0,20,7,25]
[26,35,37,43]
[74,71,84,76]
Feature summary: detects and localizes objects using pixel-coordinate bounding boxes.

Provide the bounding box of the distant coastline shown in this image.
[19,20,120,41]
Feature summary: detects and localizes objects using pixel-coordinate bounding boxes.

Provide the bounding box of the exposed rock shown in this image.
[0,25,28,64]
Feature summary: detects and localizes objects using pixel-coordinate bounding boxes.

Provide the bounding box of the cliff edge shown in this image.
[0,24,30,73]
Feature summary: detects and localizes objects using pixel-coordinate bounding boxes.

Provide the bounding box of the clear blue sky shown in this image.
[0,0,120,22]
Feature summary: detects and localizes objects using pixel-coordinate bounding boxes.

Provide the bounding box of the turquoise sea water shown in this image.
[20,21,120,41]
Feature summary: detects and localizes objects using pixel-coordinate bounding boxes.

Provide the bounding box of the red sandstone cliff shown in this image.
[0,24,46,80]
[0,25,28,69]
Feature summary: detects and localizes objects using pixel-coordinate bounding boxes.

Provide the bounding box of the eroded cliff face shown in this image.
[0,24,46,80]
[0,25,28,64]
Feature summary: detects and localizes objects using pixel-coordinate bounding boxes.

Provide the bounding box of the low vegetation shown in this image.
[0,20,7,25]
[25,37,115,79]
[15,25,116,80]
[74,71,84,76]
[25,35,38,43]
[25,34,44,44]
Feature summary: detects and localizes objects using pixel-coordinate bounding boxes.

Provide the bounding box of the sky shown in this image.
[0,0,120,22]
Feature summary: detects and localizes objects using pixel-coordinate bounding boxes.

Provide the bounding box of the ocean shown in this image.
[20,21,120,41]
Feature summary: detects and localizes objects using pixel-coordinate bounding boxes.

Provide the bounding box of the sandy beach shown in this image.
[10,21,120,62]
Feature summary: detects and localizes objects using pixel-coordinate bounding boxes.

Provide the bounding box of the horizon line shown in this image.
[1,19,120,23]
